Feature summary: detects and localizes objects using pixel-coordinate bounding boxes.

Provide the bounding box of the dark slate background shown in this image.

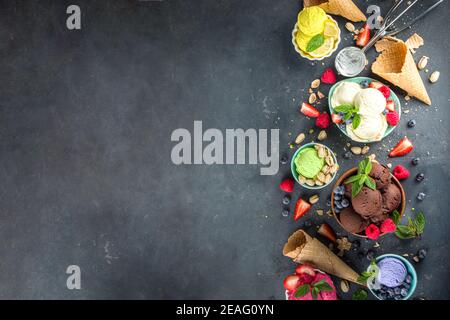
[0,0,448,299]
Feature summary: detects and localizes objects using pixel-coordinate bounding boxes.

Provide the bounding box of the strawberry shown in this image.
[386,100,395,112]
[386,111,399,126]
[295,264,316,277]
[368,81,383,89]
[356,24,371,47]
[369,81,390,98]
[294,198,311,221]
[321,68,337,84]
[283,274,300,291]
[315,112,330,129]
[279,178,295,193]
[297,273,314,285]
[389,136,414,157]
[318,223,336,243]
[331,113,342,124]
[393,165,410,180]
[300,102,320,118]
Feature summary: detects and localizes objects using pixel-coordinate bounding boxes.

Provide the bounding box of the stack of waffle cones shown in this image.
[303,0,366,22]
[372,37,431,105]
[283,229,360,283]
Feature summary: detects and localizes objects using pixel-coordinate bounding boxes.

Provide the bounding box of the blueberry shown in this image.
[343,151,352,159]
[361,80,369,88]
[281,209,289,217]
[416,173,425,182]
[401,288,408,297]
[338,112,344,117]
[339,124,346,130]
[345,119,352,125]
[280,154,289,165]
[394,287,401,295]
[417,192,426,201]
[403,283,411,290]
[334,194,342,201]
[341,198,349,208]
[380,285,388,291]
[411,157,420,166]
[338,185,345,195]
[379,293,387,300]
[334,207,341,214]
[405,275,412,284]
[304,219,312,227]
[366,250,375,261]
[357,251,365,260]
[352,240,361,250]
[407,119,416,128]
[387,289,395,298]
[335,201,343,209]
[326,197,332,207]
[282,195,291,205]
[382,109,388,115]
[333,187,341,194]
[418,248,427,259]
[394,294,403,300]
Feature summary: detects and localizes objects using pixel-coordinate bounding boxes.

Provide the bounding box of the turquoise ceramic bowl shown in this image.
[290,142,338,190]
[367,254,417,300]
[328,77,401,143]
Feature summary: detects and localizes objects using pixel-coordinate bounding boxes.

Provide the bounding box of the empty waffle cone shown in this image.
[372,37,431,105]
[283,229,360,283]
[304,0,366,22]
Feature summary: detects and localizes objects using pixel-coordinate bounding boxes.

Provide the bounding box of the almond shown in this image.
[351,146,362,155]
[309,93,317,104]
[317,130,327,141]
[309,195,319,204]
[417,56,428,70]
[340,280,350,293]
[311,79,321,89]
[295,133,306,144]
[429,71,440,83]
[345,22,355,33]
[361,146,370,155]
[317,91,325,99]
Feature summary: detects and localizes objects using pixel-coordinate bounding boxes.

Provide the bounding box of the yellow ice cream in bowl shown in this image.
[292,6,341,61]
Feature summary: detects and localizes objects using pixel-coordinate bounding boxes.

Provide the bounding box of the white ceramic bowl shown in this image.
[291,15,341,61]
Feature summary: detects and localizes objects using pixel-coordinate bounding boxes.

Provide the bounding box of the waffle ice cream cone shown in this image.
[303,0,366,22]
[372,37,431,105]
[283,229,360,283]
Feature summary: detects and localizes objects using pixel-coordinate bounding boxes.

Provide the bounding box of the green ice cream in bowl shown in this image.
[291,143,339,190]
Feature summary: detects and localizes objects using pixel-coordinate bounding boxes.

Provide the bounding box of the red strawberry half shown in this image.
[283,274,300,291]
[389,137,413,157]
[295,265,316,278]
[356,24,370,47]
[369,81,390,98]
[321,68,337,84]
[294,198,311,221]
[318,223,337,243]
[331,113,342,124]
[300,103,320,118]
[386,100,395,112]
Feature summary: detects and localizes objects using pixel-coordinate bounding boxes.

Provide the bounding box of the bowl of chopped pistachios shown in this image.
[291,143,339,190]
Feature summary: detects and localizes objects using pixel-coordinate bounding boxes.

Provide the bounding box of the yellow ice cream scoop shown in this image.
[295,30,313,52]
[297,6,327,36]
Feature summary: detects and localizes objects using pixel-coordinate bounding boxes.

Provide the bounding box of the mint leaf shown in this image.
[294,284,311,298]
[345,174,361,184]
[352,182,363,198]
[415,212,425,235]
[352,114,361,129]
[334,104,354,113]
[364,158,372,174]
[358,160,366,174]
[359,174,367,185]
[353,288,368,300]
[395,225,416,239]
[314,280,333,292]
[392,210,401,225]
[311,287,319,300]
[365,177,376,190]
[344,112,353,121]
[306,34,325,52]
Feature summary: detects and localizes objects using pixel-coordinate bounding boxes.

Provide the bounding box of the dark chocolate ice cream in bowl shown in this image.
[331,157,406,239]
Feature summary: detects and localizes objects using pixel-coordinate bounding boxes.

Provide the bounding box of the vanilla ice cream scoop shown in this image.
[354,88,386,116]
[331,82,361,108]
[346,114,387,142]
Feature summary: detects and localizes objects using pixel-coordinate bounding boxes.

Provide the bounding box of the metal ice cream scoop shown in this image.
[335,0,443,77]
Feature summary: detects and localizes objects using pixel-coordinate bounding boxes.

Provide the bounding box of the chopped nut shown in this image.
[340,280,350,293]
[337,237,352,257]
[295,133,306,144]
[345,22,355,33]
[309,195,319,204]
[314,179,324,186]
[361,146,370,155]
[325,155,335,166]
[326,209,333,217]
[413,256,420,263]
[317,172,326,183]
[321,165,330,174]
[305,179,315,187]
[318,147,327,158]
[373,242,380,248]
[405,95,411,101]
[354,29,359,35]
[429,71,440,83]
[386,163,392,169]
[298,175,307,185]
[308,88,313,94]
[317,91,325,99]
[417,56,429,70]
[317,130,327,141]
[329,164,339,174]
[316,209,324,216]
[324,173,332,184]
[351,146,362,155]
[309,93,317,104]
[309,128,314,134]
[368,154,376,161]
[311,79,321,89]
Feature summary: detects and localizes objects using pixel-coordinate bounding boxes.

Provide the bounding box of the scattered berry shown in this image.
[385,100,395,112]
[341,198,349,208]
[280,154,288,164]
[300,102,320,118]
[393,165,410,180]
[400,288,408,297]
[415,173,425,182]
[334,185,345,195]
[405,275,412,284]
[321,68,337,84]
[334,194,342,201]
[318,223,337,243]
[315,112,331,129]
[365,224,380,240]
[417,192,426,201]
[297,273,314,285]
[418,249,427,259]
[282,195,291,205]
[279,178,295,192]
[331,113,343,124]
[386,111,399,126]
[380,218,397,233]
[356,24,370,47]
[389,136,413,157]
[360,80,369,88]
[378,85,391,99]
[407,119,416,128]
[366,249,375,260]
[394,287,401,295]
[282,209,290,217]
[343,151,352,159]
[411,158,420,166]
[294,198,311,220]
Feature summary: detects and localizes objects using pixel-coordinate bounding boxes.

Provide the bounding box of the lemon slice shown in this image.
[323,21,339,39]
[308,37,334,58]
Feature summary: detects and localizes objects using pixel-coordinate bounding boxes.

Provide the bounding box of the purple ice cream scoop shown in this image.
[376,257,407,288]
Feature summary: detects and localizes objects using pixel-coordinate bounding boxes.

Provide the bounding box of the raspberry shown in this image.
[380,218,397,234]
[320,68,337,84]
[315,113,330,129]
[365,224,380,240]
[386,111,399,126]
[393,165,410,180]
[279,178,295,193]
[378,85,391,99]
[297,273,313,285]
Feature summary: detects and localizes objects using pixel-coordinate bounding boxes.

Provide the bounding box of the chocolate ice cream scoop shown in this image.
[339,207,369,234]
[381,182,402,214]
[352,186,382,218]
[369,162,391,189]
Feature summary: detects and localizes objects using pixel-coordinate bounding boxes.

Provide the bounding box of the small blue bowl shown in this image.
[328,77,401,143]
[367,254,417,300]
[290,142,338,190]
